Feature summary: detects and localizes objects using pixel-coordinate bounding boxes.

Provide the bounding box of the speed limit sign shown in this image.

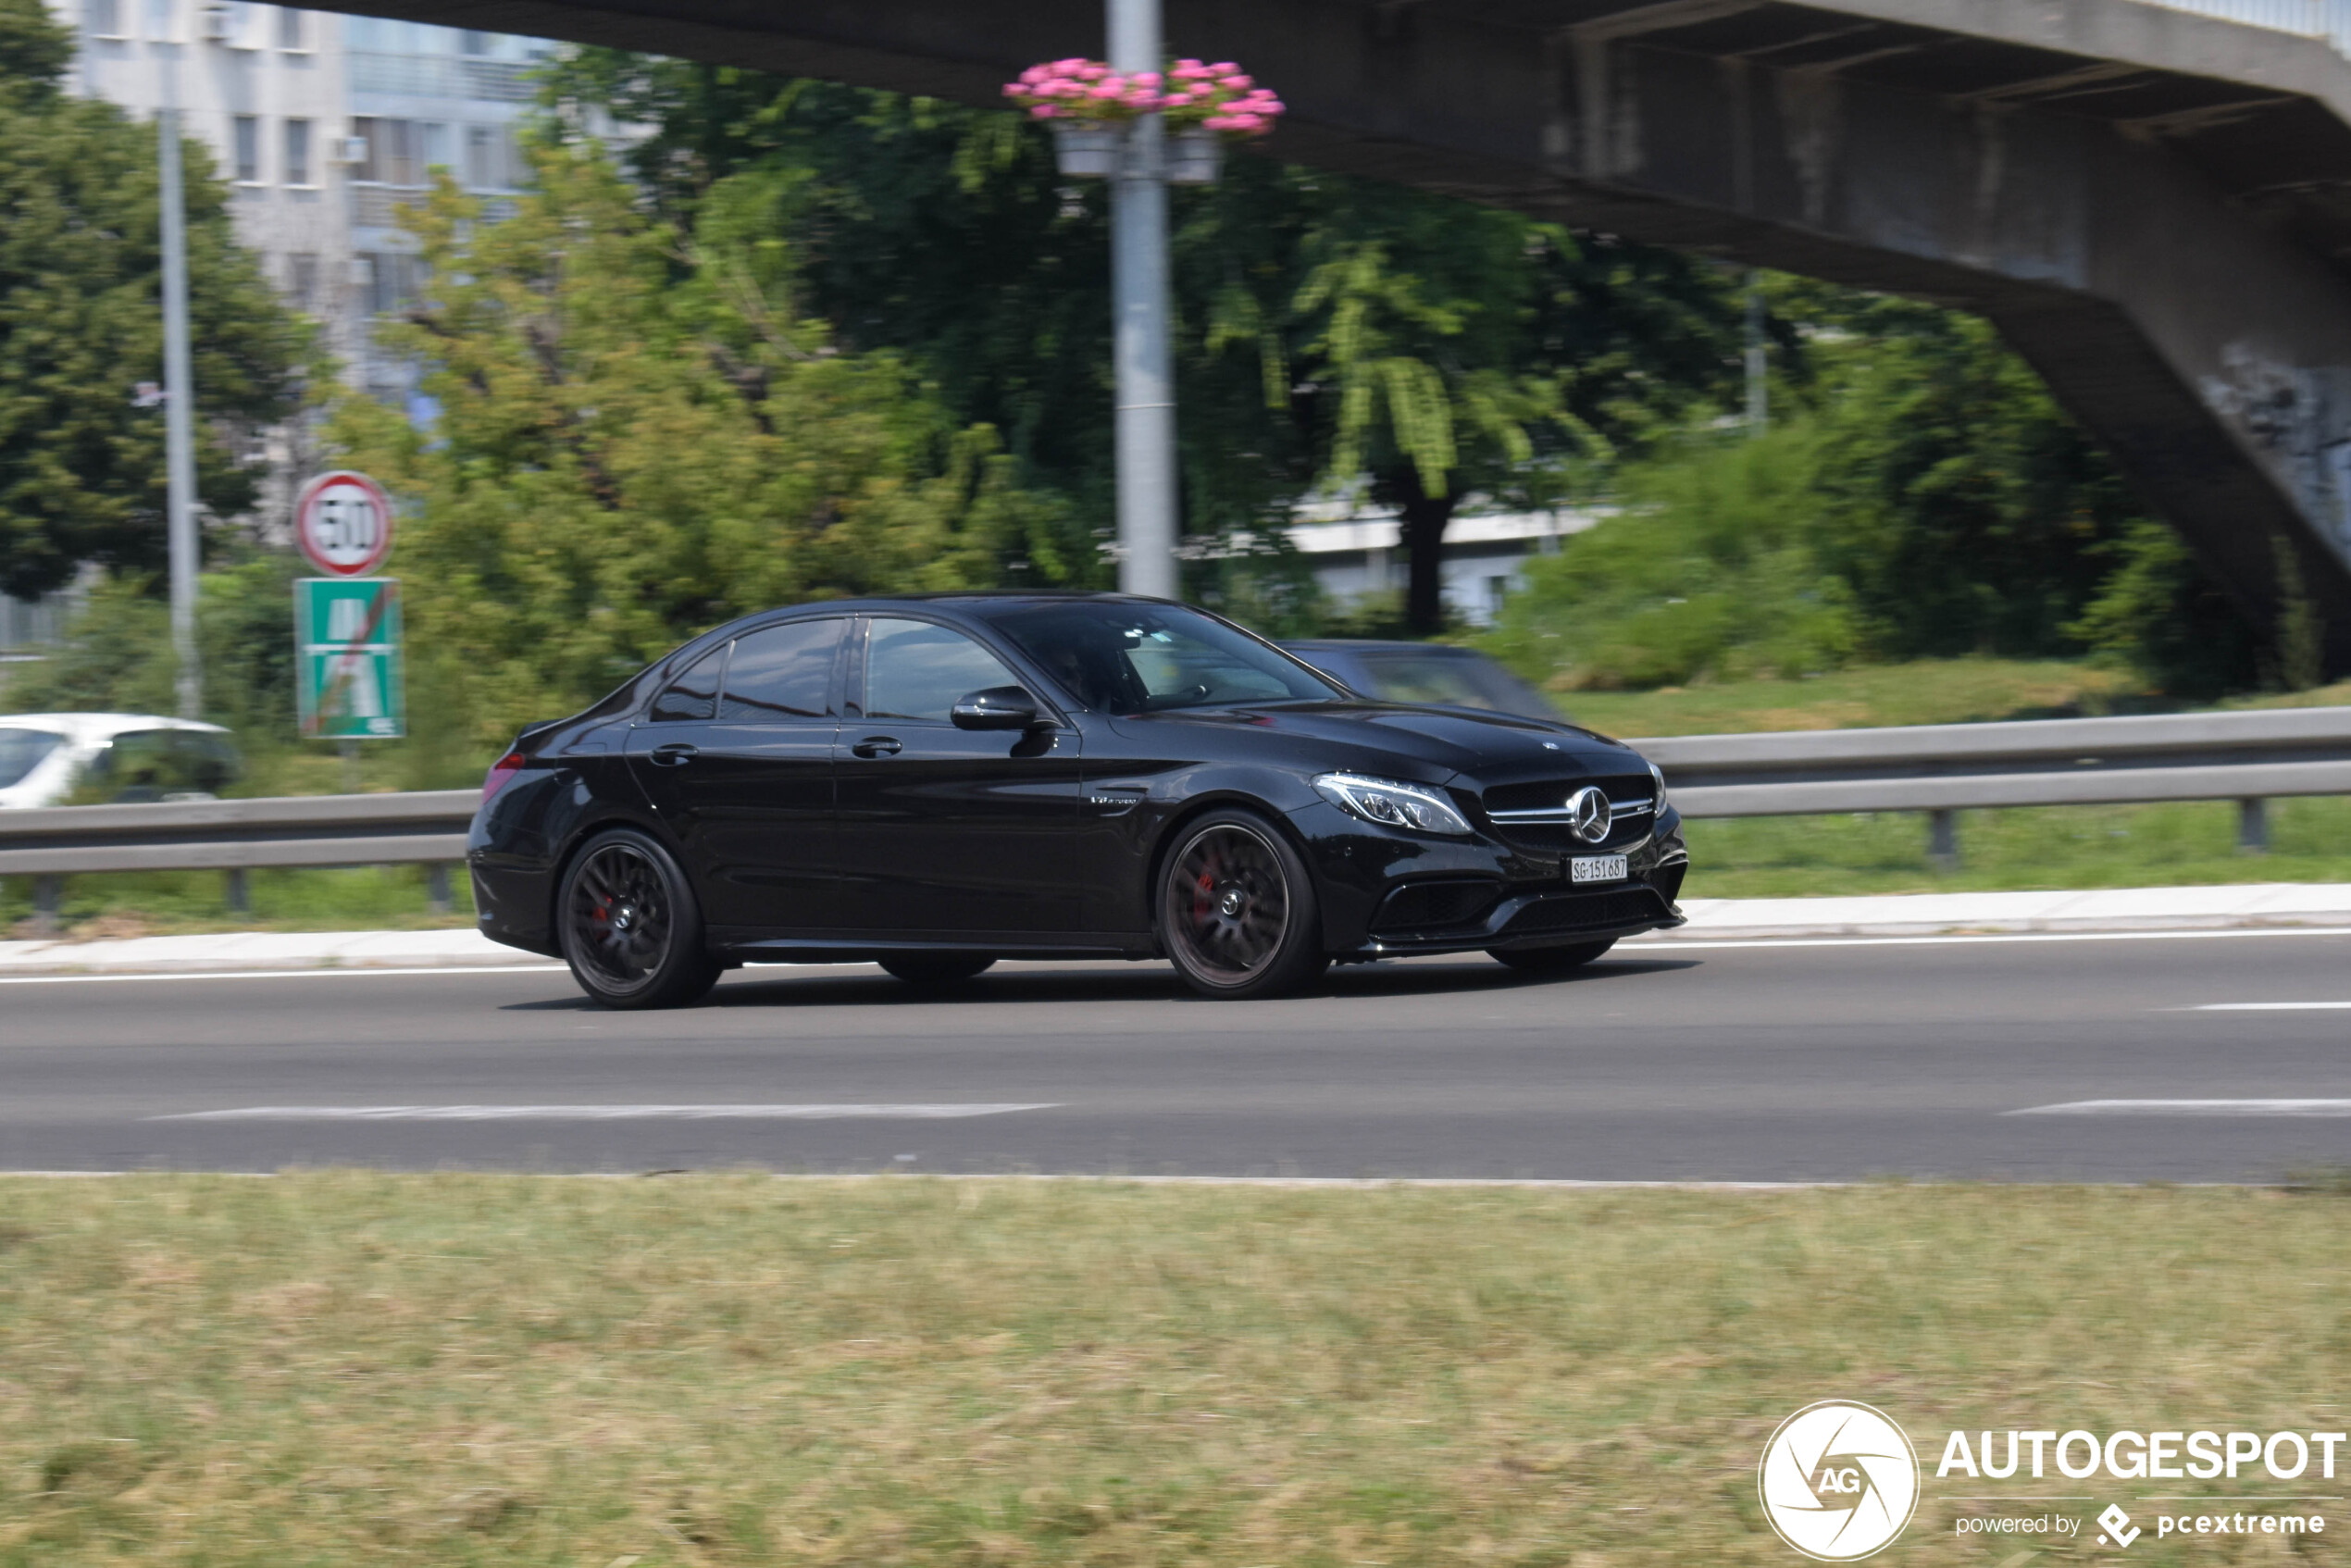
[293,470,394,577]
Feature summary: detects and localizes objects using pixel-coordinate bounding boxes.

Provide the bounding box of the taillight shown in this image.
[480,751,527,804]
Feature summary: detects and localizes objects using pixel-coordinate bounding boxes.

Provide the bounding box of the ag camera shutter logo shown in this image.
[1759,1400,1922,1561]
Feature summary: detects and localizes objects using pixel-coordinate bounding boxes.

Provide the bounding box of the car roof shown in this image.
[0,713,233,741]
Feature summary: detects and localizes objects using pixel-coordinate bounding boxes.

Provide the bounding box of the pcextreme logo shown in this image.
[1759,1400,1923,1562]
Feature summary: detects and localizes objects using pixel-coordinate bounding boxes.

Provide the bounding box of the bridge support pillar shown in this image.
[225,867,249,915]
[31,874,61,935]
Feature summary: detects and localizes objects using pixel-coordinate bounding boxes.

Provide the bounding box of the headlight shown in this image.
[1648,760,1670,813]
[1312,773,1474,836]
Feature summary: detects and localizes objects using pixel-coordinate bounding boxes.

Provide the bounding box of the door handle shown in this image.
[648,742,699,766]
[851,736,903,759]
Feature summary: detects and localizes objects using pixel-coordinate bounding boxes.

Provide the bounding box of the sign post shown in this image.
[292,470,403,745]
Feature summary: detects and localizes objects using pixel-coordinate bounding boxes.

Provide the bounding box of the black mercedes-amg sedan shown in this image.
[467,594,1687,1007]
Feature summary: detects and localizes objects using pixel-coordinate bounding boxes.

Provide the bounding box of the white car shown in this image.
[0,714,242,810]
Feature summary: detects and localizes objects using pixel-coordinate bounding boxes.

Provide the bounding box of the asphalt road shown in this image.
[4,929,2349,1181]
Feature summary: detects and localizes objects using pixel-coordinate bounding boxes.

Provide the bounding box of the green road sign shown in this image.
[296,577,404,739]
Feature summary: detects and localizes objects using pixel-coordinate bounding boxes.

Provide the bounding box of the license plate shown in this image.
[1570,853,1629,884]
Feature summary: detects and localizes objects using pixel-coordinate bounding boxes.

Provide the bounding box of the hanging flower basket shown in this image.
[1165,127,1223,185]
[1051,122,1125,178]
[1155,59,1285,140]
[1005,56,1283,181]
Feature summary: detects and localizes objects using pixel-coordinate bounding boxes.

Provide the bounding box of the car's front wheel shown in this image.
[1486,938,1616,975]
[556,828,722,1010]
[1157,810,1328,1000]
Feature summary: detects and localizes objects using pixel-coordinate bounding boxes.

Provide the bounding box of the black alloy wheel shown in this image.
[1158,810,1328,999]
[556,828,722,1009]
[878,955,997,987]
[1487,938,1617,975]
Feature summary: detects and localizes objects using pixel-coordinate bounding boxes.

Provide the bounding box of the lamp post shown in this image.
[156,41,200,718]
[1106,0,1177,600]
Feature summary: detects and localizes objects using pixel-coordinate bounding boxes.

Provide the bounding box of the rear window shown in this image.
[0,728,67,790]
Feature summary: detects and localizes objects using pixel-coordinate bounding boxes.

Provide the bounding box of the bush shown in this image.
[1484,429,1862,690]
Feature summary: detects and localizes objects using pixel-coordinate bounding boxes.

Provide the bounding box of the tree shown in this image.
[328,143,1064,749]
[542,59,1748,628]
[0,0,307,599]
[1270,184,1743,631]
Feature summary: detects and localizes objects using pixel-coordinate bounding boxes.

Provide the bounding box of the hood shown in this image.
[1108,700,1639,778]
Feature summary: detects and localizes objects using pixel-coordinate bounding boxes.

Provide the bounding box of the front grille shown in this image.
[1481,774,1657,854]
[1501,886,1670,937]
[1371,878,1500,933]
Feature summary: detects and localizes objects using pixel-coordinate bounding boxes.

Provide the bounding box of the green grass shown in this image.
[1,1175,2345,1566]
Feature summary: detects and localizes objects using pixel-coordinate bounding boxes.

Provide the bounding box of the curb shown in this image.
[6,884,2351,976]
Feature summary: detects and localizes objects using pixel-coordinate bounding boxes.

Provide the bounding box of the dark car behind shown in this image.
[1281,640,1560,722]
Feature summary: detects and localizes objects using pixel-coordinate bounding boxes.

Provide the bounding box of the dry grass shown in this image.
[1,1176,2346,1566]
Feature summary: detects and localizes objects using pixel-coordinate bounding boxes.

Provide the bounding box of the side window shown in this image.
[649,644,726,723]
[722,618,843,722]
[864,618,1019,724]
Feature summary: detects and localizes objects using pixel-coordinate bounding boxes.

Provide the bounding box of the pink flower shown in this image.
[1208,61,1238,73]
[1134,70,1162,87]
[1162,90,1194,106]
[1258,98,1285,115]
[1090,80,1126,99]
[1220,73,1253,91]
[1029,104,1058,118]
[1003,82,1023,96]
[1077,61,1107,80]
[1202,114,1239,131]
[1020,64,1047,84]
[1054,57,1087,73]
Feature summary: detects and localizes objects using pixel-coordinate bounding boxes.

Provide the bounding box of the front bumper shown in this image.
[1287,798,1688,957]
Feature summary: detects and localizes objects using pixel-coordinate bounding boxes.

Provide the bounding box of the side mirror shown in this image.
[952,685,1046,731]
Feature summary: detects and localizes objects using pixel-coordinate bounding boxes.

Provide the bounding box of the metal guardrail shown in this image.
[0,790,475,928]
[2,706,2347,925]
[1635,704,2351,861]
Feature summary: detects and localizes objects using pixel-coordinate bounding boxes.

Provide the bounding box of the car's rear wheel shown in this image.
[878,955,996,987]
[1487,938,1616,975]
[1158,810,1327,1000]
[557,828,722,1010]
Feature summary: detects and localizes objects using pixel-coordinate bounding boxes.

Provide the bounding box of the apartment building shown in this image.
[50,0,547,399]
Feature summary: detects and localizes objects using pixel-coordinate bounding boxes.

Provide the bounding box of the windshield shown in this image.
[981,603,1346,714]
[0,728,67,790]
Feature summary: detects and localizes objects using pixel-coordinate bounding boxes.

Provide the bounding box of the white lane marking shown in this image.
[2191,1001,2351,1011]
[0,964,567,985]
[144,1102,1061,1122]
[1636,927,2351,952]
[2009,1099,2351,1117]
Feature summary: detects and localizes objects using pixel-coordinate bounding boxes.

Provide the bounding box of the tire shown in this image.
[1486,938,1616,975]
[878,955,997,987]
[555,828,723,1010]
[1157,809,1327,1000]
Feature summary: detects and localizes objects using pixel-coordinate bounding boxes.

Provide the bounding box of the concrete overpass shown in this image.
[314,0,2351,664]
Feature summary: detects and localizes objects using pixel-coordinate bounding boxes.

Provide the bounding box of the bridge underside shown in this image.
[321,0,2351,664]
